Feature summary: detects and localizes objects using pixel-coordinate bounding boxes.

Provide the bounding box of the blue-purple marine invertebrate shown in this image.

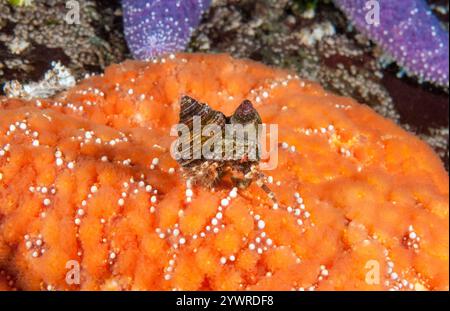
[122,0,211,59]
[334,0,449,86]
[122,0,449,86]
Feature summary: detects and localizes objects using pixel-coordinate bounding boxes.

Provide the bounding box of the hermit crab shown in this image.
[174,95,277,203]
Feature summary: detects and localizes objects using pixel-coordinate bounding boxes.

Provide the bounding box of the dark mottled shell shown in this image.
[177,96,226,168]
[227,100,262,162]
[230,99,262,126]
[179,96,225,128]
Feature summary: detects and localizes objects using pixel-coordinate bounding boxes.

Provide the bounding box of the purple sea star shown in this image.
[122,0,211,60]
[122,0,448,86]
[334,0,449,86]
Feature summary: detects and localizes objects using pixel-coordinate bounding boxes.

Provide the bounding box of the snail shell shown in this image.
[227,99,262,162]
[229,99,262,126]
[177,96,226,168]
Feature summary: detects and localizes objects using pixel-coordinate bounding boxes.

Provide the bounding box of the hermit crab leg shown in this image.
[256,179,277,203]
[243,164,278,204]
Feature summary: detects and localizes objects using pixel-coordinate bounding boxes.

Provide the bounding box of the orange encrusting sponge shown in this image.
[0,53,448,290]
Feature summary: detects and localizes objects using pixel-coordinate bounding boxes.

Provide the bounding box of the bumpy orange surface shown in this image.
[0,53,448,291]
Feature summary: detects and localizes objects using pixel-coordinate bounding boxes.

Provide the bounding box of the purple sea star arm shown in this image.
[334,0,449,86]
[122,0,211,60]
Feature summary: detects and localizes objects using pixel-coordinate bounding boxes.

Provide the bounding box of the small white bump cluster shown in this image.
[403,225,420,251]
[24,234,46,258]
[247,213,274,255]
